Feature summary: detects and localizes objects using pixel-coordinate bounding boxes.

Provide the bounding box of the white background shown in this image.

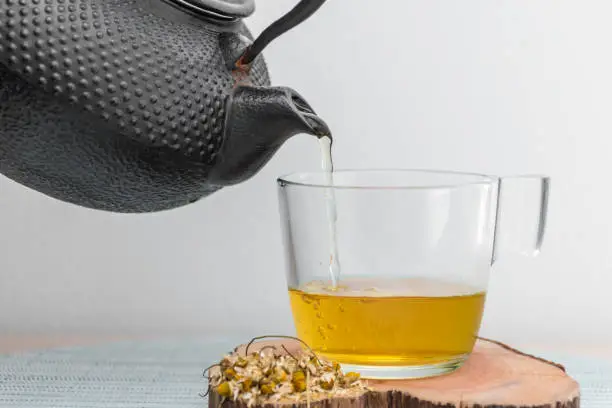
[0,0,609,347]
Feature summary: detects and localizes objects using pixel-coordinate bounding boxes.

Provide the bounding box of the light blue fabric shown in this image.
[0,338,610,407]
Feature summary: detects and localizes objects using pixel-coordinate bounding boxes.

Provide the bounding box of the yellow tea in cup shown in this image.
[289,277,486,367]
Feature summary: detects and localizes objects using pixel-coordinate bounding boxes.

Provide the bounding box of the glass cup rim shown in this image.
[277,169,500,190]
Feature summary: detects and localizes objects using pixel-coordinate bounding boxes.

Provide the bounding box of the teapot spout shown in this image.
[209,86,329,185]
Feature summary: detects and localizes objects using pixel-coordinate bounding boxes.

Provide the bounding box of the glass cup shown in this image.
[277,170,549,379]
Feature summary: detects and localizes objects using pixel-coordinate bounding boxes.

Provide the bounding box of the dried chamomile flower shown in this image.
[319,375,334,391]
[292,370,307,392]
[204,335,370,407]
[224,367,238,380]
[344,372,361,384]
[216,381,232,398]
[241,378,253,391]
[235,357,248,368]
[260,380,277,395]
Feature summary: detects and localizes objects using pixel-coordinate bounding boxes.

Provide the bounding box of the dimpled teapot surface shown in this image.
[0,0,329,212]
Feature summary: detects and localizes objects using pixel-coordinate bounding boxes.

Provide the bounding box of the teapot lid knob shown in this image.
[166,0,255,20]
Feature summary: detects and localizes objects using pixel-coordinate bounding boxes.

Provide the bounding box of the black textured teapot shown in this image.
[0,0,329,212]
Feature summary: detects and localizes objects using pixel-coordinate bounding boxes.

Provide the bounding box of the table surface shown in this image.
[4,334,612,358]
[1,335,612,407]
[0,335,146,354]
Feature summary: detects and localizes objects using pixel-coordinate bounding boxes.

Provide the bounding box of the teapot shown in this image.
[0,0,330,212]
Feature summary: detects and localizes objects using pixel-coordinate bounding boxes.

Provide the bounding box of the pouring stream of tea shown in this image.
[319,136,341,287]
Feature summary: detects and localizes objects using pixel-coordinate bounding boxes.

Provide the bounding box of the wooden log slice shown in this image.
[209,338,580,408]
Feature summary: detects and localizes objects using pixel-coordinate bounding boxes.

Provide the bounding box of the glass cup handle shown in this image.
[492,175,550,265]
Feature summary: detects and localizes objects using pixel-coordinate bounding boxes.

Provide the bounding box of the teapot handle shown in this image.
[239,0,327,65]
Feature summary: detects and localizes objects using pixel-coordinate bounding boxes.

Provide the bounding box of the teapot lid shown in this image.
[168,0,255,19]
